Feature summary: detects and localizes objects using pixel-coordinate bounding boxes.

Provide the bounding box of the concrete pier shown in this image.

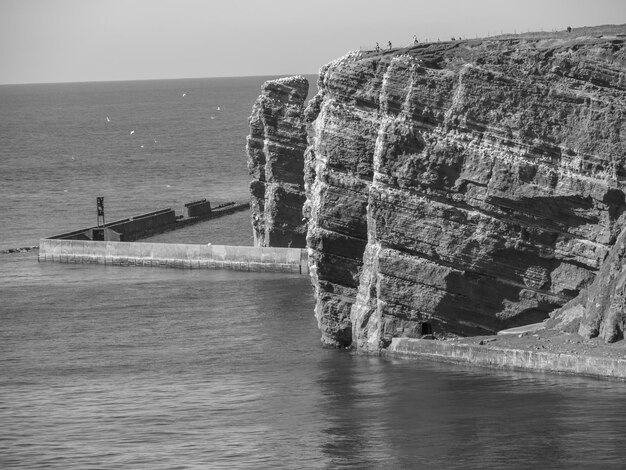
[39,239,309,274]
[386,338,626,380]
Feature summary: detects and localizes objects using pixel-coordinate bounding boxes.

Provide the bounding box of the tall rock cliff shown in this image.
[304,29,626,350]
[246,76,309,248]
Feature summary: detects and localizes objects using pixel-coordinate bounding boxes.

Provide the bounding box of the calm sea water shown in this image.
[2,77,626,469]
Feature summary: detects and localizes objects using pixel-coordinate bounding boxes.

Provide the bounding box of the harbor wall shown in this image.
[49,209,177,242]
[38,239,309,274]
[46,202,250,242]
[184,199,212,218]
[105,209,177,241]
[387,338,626,380]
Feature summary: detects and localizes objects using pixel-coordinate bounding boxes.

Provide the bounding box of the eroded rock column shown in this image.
[246,76,309,248]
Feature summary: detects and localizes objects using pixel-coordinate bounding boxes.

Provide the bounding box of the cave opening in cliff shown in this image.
[421,323,433,335]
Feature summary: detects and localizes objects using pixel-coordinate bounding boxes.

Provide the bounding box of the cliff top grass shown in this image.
[485,23,626,42]
[359,23,626,58]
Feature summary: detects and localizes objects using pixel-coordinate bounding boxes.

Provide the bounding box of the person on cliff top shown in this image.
[388,41,392,49]
[413,35,418,45]
[376,42,380,52]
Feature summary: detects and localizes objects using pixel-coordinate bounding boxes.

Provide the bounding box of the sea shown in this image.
[1,76,626,469]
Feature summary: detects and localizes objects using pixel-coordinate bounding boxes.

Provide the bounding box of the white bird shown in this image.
[210,116,215,120]
[217,106,220,111]
[130,130,135,135]
[106,116,110,123]
[182,93,187,97]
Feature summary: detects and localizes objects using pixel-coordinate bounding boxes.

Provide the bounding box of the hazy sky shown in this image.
[1,0,625,84]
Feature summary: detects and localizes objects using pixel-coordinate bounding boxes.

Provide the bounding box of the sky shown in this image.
[1,0,625,85]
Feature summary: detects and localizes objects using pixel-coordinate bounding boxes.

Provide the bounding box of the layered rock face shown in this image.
[246,76,309,248]
[305,31,626,350]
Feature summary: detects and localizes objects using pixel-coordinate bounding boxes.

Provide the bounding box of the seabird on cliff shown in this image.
[130,130,135,135]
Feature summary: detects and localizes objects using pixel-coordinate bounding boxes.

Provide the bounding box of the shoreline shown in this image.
[385,330,626,381]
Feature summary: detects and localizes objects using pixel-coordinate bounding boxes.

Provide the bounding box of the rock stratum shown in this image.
[246,76,309,248]
[248,26,626,353]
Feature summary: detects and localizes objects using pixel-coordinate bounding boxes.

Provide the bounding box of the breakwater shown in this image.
[47,201,249,242]
[38,239,308,274]
[37,199,308,274]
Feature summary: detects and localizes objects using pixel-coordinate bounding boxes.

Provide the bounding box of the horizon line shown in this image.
[0,72,321,87]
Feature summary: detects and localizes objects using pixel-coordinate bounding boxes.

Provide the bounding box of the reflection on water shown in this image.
[316,352,626,469]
